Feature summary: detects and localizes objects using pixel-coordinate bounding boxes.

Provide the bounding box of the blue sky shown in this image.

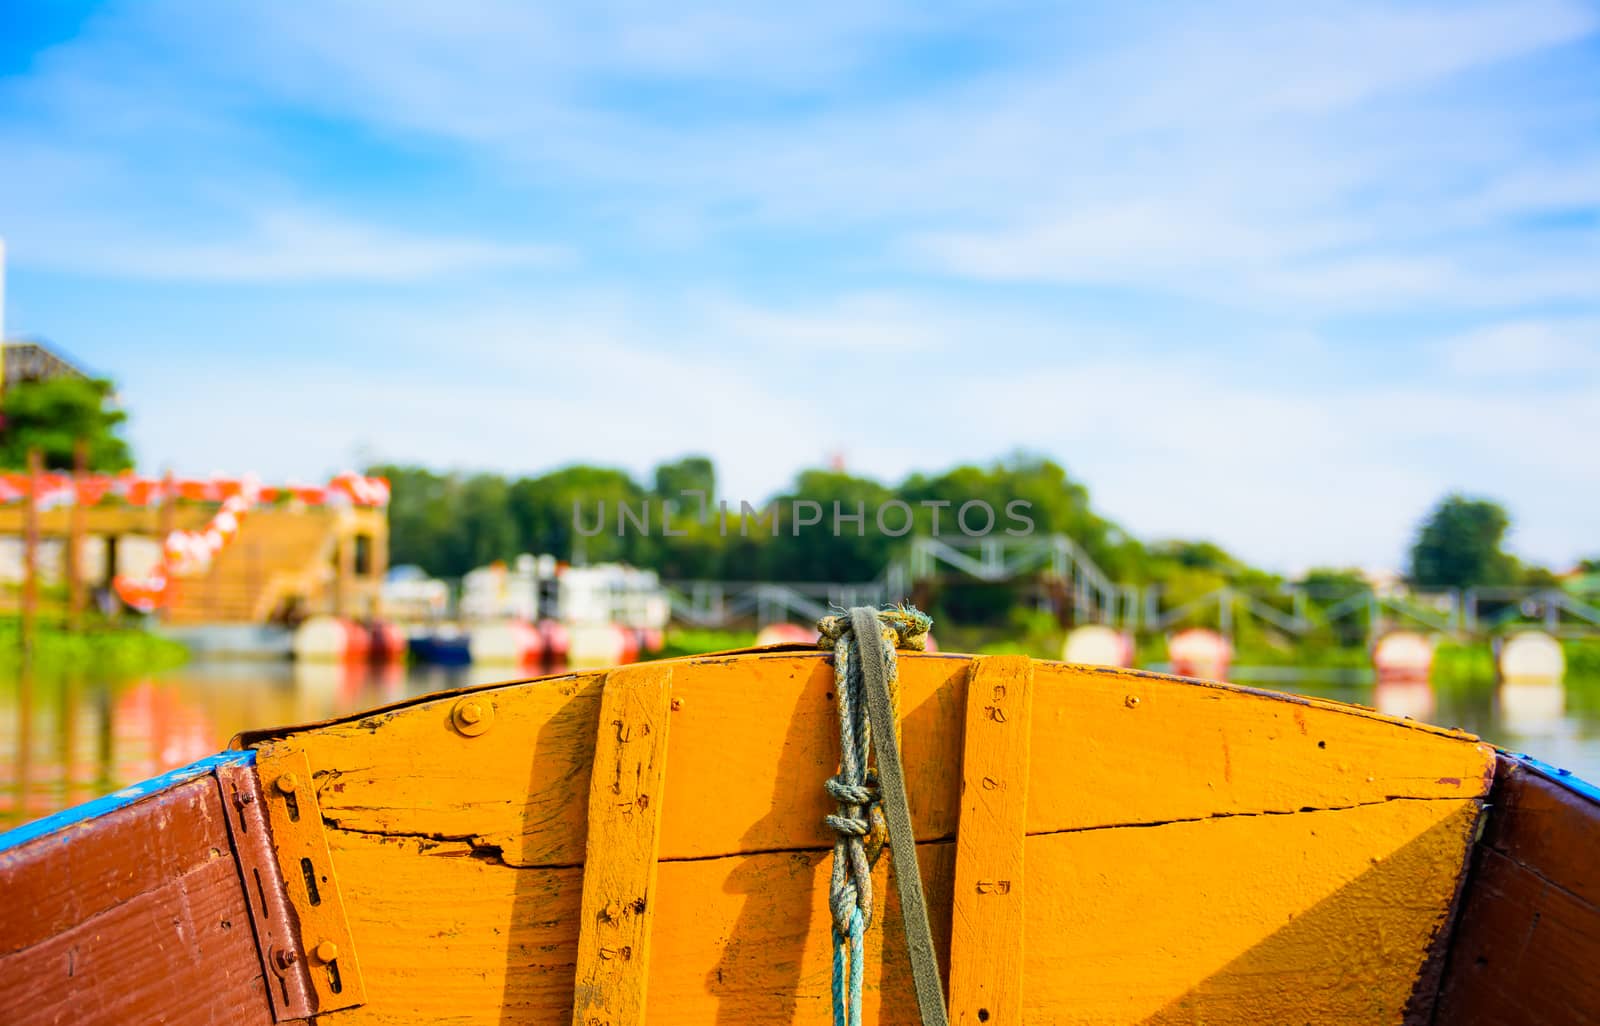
[0,1,1596,573]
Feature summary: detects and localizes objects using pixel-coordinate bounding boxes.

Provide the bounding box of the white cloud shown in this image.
[18,209,564,283]
[4,0,1598,572]
[1440,318,1600,376]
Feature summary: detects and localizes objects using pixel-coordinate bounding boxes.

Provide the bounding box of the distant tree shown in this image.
[1409,494,1515,589]
[1519,564,1561,589]
[1298,567,1370,598]
[652,455,716,503]
[1579,557,1600,574]
[0,377,132,470]
[508,465,648,566]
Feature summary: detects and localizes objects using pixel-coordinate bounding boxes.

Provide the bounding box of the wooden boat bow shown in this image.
[2,648,1595,1025]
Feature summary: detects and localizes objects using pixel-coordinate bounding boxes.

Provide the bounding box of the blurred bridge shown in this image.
[663,533,1600,640]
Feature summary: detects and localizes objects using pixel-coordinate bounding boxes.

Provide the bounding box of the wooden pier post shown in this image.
[21,448,40,661]
[66,439,86,632]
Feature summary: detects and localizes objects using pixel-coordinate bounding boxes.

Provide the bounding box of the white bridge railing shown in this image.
[662,534,1600,641]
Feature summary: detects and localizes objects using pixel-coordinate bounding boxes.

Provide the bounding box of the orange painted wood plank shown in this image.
[262,654,1493,869]
[571,663,674,1026]
[948,655,1033,1026]
[255,744,366,1012]
[313,795,1479,1025]
[1029,795,1481,1025]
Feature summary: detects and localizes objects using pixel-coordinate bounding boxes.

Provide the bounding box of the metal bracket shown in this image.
[216,758,317,1021]
[253,744,368,1014]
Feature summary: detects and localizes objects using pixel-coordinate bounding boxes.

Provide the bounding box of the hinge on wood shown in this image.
[216,758,318,1022]
[252,745,368,1015]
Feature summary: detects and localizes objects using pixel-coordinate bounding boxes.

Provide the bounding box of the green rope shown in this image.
[818,605,946,1026]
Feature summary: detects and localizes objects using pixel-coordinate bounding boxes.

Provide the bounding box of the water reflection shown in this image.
[1372,678,1436,723]
[1499,679,1568,737]
[3,658,1599,831]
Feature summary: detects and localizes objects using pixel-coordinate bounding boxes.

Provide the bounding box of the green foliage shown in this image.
[1565,639,1600,680]
[0,618,188,676]
[651,627,757,660]
[1409,494,1515,588]
[0,377,133,471]
[1432,639,1498,688]
[652,456,716,502]
[371,453,1170,586]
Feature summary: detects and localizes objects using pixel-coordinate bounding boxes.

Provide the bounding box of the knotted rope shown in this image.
[818,605,942,1026]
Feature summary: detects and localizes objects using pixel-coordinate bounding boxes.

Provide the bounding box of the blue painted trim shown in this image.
[1508,752,1600,806]
[0,750,255,854]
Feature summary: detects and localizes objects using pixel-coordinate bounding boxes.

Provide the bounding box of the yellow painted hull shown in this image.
[18,648,1599,1025]
[243,650,1492,1024]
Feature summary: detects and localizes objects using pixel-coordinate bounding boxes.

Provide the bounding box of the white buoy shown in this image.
[1499,630,1565,683]
[1062,625,1131,667]
[469,620,543,667]
[1168,628,1231,681]
[293,615,350,662]
[1373,631,1433,682]
[568,623,628,668]
[756,623,815,647]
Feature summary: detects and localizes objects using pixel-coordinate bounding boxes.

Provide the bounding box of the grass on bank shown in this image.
[0,616,189,677]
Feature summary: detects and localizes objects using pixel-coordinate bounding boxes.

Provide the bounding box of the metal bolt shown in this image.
[235,791,256,807]
[313,940,339,964]
[451,696,494,737]
[670,698,683,711]
[274,948,299,970]
[1124,695,1140,709]
[276,773,299,794]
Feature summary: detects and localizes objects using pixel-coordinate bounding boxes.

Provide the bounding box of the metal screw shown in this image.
[313,940,339,964]
[670,698,683,711]
[1124,695,1140,709]
[276,773,300,794]
[274,948,299,970]
[235,791,256,807]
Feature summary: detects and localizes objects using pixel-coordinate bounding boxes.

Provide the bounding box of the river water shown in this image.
[2,660,1597,831]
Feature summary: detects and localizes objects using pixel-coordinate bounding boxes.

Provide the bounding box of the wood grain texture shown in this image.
[0,774,232,955]
[572,664,673,1026]
[1433,758,1600,1025]
[0,775,280,1026]
[314,795,1478,1024]
[948,655,1033,1026]
[270,654,1494,869]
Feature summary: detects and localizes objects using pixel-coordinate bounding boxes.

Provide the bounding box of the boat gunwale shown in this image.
[0,749,255,854]
[1506,751,1600,806]
[230,644,1486,749]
